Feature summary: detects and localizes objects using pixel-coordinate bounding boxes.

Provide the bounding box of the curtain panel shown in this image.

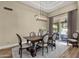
[49,17,53,37]
[68,10,77,38]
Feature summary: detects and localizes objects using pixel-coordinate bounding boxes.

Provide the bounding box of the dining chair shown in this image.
[38,33,49,56]
[52,33,57,48]
[68,32,79,47]
[16,34,31,58]
[42,31,47,36]
[29,32,36,37]
[48,33,58,50]
[38,31,42,37]
[28,32,36,45]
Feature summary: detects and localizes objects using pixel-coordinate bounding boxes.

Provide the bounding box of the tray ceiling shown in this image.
[21,1,76,13]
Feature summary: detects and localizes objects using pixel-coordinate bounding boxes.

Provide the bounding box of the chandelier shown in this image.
[35,1,48,22]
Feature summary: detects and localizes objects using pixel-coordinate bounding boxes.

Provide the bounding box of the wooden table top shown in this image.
[23,36,42,42]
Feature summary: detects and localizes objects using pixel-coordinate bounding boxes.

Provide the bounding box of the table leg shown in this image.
[30,43,37,57]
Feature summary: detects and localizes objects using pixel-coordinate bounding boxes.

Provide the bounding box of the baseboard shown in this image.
[0,41,26,50]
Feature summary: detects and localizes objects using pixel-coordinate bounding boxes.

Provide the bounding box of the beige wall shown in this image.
[0,1,48,46]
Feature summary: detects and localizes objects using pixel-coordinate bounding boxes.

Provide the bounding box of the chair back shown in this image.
[52,33,58,40]
[43,34,49,43]
[72,32,79,39]
[42,31,47,36]
[16,34,22,47]
[38,32,42,36]
[29,32,36,37]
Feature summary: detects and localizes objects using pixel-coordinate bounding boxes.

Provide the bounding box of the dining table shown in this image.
[23,36,43,57]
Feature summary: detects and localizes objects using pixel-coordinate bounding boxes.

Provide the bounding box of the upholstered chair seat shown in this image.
[68,39,77,42]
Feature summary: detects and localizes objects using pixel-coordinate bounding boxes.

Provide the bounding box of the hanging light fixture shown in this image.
[35,1,48,22]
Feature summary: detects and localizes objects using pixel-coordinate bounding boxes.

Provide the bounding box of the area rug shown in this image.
[12,41,69,58]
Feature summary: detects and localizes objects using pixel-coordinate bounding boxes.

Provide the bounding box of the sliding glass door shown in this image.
[52,19,68,42]
[60,21,68,42]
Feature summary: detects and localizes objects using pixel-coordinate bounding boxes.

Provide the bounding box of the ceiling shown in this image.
[21,1,76,13]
